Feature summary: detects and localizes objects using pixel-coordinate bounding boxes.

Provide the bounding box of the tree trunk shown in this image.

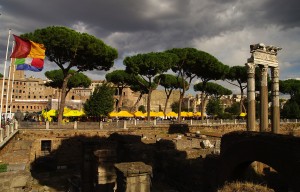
[200,81,208,121]
[147,89,152,121]
[130,93,143,113]
[163,90,172,119]
[57,73,72,125]
[117,87,124,111]
[201,92,205,121]
[178,90,184,123]
[240,86,246,113]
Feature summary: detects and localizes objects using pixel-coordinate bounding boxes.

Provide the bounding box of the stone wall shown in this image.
[0,123,299,191]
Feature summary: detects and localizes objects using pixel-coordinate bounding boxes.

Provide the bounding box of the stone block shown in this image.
[200,140,214,149]
[10,175,29,188]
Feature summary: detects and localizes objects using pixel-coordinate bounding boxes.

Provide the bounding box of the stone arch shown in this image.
[218,131,300,191]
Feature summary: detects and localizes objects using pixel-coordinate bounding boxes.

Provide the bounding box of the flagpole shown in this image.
[0,29,11,127]
[5,41,15,121]
[9,58,16,119]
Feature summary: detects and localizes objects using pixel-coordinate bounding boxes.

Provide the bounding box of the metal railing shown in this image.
[17,118,300,130]
[1,118,299,147]
[0,121,19,148]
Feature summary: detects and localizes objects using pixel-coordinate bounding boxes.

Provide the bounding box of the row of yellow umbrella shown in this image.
[42,108,85,119]
[109,111,205,118]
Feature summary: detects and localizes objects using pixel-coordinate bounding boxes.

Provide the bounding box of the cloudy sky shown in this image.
[0,0,300,94]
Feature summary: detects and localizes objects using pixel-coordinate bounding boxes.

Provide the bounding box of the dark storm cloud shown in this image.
[1,0,189,32]
[261,0,300,28]
[1,0,300,82]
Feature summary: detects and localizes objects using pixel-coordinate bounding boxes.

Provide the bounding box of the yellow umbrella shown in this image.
[117,110,134,117]
[63,109,84,117]
[166,111,178,117]
[187,112,194,117]
[180,111,189,117]
[239,112,247,117]
[143,111,158,117]
[45,109,57,117]
[42,109,57,122]
[109,111,119,117]
[64,107,72,113]
[194,112,202,117]
[134,111,145,117]
[156,111,165,117]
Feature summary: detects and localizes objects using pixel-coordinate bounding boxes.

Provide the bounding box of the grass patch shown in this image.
[0,164,8,172]
[218,181,275,192]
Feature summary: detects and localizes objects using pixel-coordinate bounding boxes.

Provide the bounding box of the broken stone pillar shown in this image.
[260,65,269,132]
[46,121,50,130]
[14,120,18,130]
[246,62,256,131]
[94,149,117,192]
[0,128,3,142]
[114,162,152,192]
[74,121,78,129]
[271,67,280,133]
[5,125,10,137]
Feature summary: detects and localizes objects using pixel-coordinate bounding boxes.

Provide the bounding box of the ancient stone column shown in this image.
[271,67,280,133]
[246,63,256,131]
[114,162,152,192]
[259,65,269,132]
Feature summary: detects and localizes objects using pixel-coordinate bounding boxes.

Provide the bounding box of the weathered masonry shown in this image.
[246,43,281,133]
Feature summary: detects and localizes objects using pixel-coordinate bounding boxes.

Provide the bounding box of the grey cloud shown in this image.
[1,0,300,82]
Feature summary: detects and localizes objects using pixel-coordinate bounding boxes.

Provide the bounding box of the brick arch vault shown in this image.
[218,131,300,191]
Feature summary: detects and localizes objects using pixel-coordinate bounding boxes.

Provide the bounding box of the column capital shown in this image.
[245,63,256,74]
[260,65,268,86]
[259,64,269,70]
[271,67,279,78]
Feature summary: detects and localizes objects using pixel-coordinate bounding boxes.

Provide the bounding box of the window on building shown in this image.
[41,140,51,153]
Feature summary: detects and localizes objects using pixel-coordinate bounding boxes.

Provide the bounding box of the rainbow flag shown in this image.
[10,35,45,72]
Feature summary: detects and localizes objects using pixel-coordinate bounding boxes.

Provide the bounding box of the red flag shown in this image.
[10,35,31,58]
